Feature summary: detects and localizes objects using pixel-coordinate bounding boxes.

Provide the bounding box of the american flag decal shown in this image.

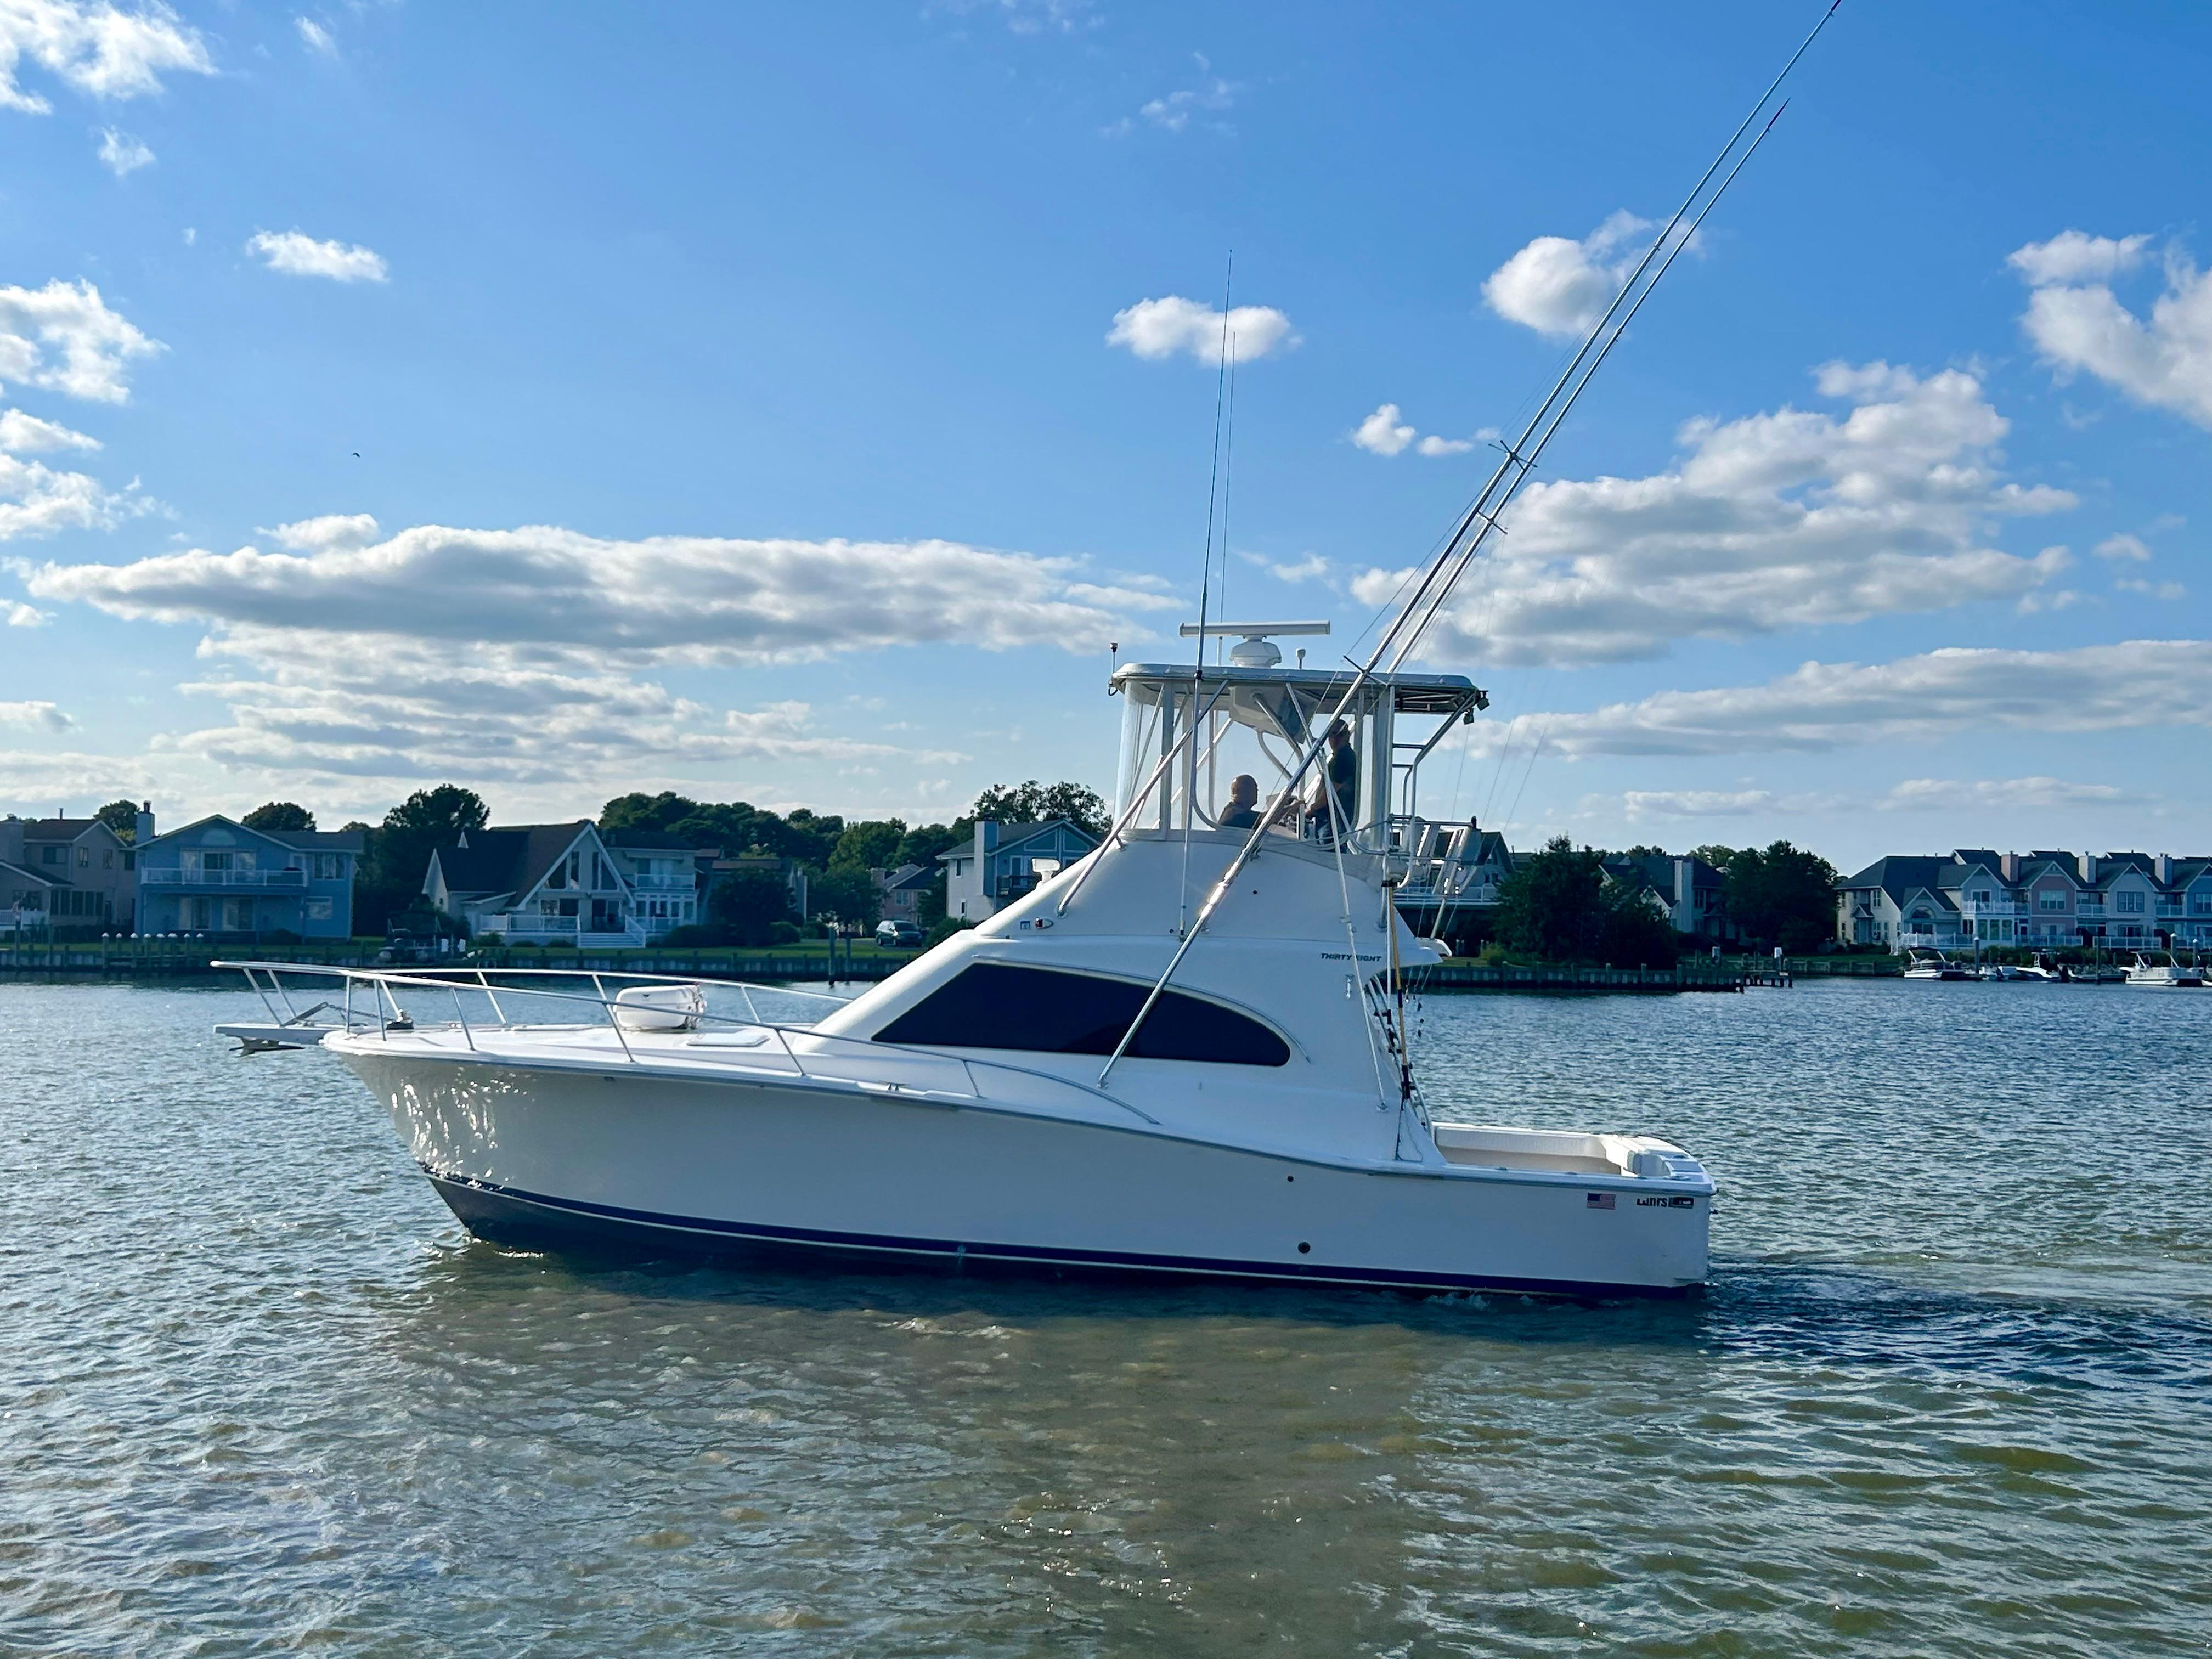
[1586,1192,1615,1210]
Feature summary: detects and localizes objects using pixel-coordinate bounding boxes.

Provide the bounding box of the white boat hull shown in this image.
[338,1044,1711,1298]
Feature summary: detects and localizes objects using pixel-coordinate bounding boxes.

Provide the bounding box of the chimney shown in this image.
[134,802,156,845]
[979,820,1000,855]
[2076,852,2096,883]
[2001,851,2019,882]
[2155,853,2172,883]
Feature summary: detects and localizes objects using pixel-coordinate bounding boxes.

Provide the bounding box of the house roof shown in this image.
[430,822,595,902]
[20,817,104,841]
[0,858,65,890]
[881,862,936,892]
[605,829,697,851]
[269,828,365,852]
[938,816,1102,864]
[1838,855,1959,910]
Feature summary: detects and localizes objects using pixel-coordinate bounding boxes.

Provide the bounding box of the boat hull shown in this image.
[340,1047,1709,1298]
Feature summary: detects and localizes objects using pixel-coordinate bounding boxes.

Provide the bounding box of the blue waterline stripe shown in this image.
[423,1166,1690,1299]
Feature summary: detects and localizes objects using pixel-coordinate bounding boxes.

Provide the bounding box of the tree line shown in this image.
[1488,836,1840,965]
[89,780,1111,943]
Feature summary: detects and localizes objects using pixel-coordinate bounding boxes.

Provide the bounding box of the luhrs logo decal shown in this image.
[1637,1195,1697,1209]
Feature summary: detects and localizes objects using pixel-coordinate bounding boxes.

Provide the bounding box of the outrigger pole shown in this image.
[1098,4,1844,1088]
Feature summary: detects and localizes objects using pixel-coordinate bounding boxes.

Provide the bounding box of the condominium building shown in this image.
[1836,849,2212,952]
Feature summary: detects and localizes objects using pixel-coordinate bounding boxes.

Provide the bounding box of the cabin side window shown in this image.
[873,962,1289,1067]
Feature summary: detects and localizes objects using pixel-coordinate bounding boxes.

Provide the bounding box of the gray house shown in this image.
[422,821,644,946]
[941,819,1101,922]
[0,812,137,933]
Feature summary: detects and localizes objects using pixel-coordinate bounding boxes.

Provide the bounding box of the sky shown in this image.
[2,0,2209,869]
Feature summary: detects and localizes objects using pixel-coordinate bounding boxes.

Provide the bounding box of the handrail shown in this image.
[213,961,1160,1126]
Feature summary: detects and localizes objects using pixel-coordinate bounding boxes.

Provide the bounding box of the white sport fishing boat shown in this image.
[212,18,1854,1296]
[222,637,1712,1296]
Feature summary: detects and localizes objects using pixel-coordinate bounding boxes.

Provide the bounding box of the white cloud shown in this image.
[0,408,99,453]
[1350,403,1476,460]
[931,0,1095,35]
[2115,577,2186,601]
[1238,550,1328,584]
[1471,640,2212,759]
[2093,533,2151,562]
[0,0,211,113]
[1107,296,1299,364]
[2011,231,2212,428]
[0,279,161,403]
[1123,57,1237,134]
[1355,363,2076,668]
[5,600,50,625]
[1621,788,1811,820]
[0,449,145,539]
[2007,231,2151,287]
[1351,403,1414,456]
[1880,776,2143,810]
[295,16,334,55]
[1481,210,1664,339]
[246,230,390,284]
[24,520,1173,668]
[0,700,71,731]
[95,126,153,175]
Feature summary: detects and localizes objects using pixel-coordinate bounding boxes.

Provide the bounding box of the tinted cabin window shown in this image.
[874,963,1288,1067]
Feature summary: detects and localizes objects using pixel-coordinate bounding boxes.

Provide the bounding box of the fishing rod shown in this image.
[1097,5,1841,1088]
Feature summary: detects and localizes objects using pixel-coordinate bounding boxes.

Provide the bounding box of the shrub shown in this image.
[768,921,803,945]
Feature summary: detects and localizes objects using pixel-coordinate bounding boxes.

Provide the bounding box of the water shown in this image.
[2,979,2207,1657]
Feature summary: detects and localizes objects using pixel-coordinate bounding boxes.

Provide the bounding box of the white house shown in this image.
[424,821,647,947]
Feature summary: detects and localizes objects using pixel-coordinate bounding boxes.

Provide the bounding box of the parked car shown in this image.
[874,919,924,949]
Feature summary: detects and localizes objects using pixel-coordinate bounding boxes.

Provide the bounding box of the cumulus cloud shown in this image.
[4,600,49,625]
[1355,362,2076,668]
[1107,296,1298,364]
[295,16,335,55]
[2092,533,2152,562]
[0,0,211,113]
[24,520,1177,669]
[2114,577,2186,601]
[0,700,71,731]
[1350,402,1477,458]
[1470,640,2212,759]
[0,452,145,540]
[95,127,153,175]
[0,279,161,403]
[246,230,389,284]
[0,409,98,453]
[2011,230,2212,428]
[1237,550,1328,584]
[1481,210,1668,339]
[2007,231,2152,288]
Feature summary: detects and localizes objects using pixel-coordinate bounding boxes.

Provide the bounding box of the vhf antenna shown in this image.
[1098,2,1844,1087]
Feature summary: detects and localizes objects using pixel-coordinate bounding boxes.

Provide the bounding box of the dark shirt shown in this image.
[1309,743,1358,828]
[1220,806,1260,830]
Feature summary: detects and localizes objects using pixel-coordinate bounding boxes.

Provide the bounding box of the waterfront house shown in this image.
[605,830,704,936]
[0,812,137,933]
[1602,853,1735,944]
[942,818,1102,922]
[422,821,646,946]
[134,812,362,939]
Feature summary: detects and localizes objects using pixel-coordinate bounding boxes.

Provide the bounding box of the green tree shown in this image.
[1690,844,1740,872]
[706,869,795,946]
[1495,837,1679,964]
[358,785,490,934]
[1717,841,1839,952]
[810,865,882,929]
[94,799,140,843]
[970,780,1109,837]
[242,801,317,832]
[829,819,906,871]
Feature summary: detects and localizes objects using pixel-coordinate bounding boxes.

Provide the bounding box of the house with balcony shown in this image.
[942,818,1101,922]
[134,812,361,939]
[0,811,137,933]
[605,830,704,936]
[422,821,647,947]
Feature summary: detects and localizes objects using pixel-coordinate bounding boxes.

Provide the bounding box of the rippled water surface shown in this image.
[3,978,2208,1656]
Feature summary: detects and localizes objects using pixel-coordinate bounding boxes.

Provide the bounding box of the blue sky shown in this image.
[3,0,2209,866]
